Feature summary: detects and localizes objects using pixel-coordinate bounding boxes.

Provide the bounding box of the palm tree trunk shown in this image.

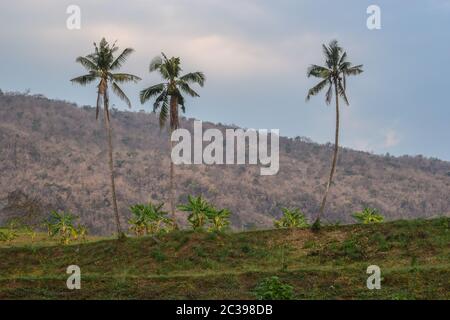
[169,137,176,224]
[169,95,179,228]
[103,92,123,237]
[315,81,340,224]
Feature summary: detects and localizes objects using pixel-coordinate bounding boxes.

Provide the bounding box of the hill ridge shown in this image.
[0,92,449,234]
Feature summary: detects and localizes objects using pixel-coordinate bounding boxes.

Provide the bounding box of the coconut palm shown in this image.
[306,40,363,227]
[140,53,205,225]
[71,38,141,238]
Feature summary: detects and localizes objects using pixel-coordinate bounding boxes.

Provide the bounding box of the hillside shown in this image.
[0,92,449,234]
[0,218,448,299]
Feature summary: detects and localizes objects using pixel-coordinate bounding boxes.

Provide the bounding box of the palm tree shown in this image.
[140,53,205,226]
[71,38,141,238]
[306,40,363,227]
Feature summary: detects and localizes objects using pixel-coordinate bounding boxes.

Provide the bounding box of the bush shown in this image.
[128,202,173,236]
[178,195,231,232]
[207,208,231,232]
[274,208,309,229]
[253,276,294,300]
[0,227,18,243]
[46,210,87,245]
[352,208,384,224]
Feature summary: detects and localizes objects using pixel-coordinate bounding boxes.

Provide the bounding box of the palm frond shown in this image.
[140,83,165,104]
[325,81,333,105]
[111,82,132,108]
[307,65,330,79]
[110,48,135,70]
[306,79,329,101]
[344,64,364,76]
[110,73,141,83]
[75,56,98,71]
[159,98,169,128]
[180,72,206,86]
[337,80,349,106]
[153,91,168,112]
[70,73,98,86]
[338,51,347,65]
[177,92,186,113]
[329,40,341,65]
[322,44,332,61]
[149,56,163,72]
[177,80,200,97]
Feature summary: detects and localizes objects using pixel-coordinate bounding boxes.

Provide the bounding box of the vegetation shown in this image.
[128,202,173,236]
[46,210,87,245]
[0,223,18,243]
[177,195,231,232]
[274,207,309,229]
[0,218,448,299]
[140,53,205,225]
[71,38,141,238]
[253,276,294,300]
[207,208,231,232]
[178,195,212,230]
[306,40,364,226]
[353,208,385,224]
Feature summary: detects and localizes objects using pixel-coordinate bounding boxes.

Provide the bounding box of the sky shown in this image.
[1,0,449,160]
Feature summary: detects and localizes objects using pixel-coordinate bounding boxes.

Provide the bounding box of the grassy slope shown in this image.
[0,218,449,300]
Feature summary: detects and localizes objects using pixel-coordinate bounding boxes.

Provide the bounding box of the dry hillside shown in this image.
[0,92,449,234]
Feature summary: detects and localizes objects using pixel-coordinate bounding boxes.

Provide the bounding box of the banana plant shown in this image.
[274,208,309,229]
[207,208,231,232]
[0,224,18,244]
[129,202,172,236]
[352,208,384,224]
[46,210,85,245]
[177,195,213,230]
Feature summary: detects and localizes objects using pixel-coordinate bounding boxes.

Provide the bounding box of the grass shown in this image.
[0,217,448,299]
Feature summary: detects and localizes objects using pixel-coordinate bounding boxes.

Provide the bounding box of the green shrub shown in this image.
[274,208,309,229]
[151,248,167,262]
[178,195,212,230]
[253,276,294,300]
[352,208,384,224]
[45,210,87,245]
[129,202,173,236]
[207,208,231,232]
[339,239,364,260]
[0,228,18,243]
[178,195,231,232]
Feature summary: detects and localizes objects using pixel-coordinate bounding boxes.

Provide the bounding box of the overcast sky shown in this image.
[1,0,450,160]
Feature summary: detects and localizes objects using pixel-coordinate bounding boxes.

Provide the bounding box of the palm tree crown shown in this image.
[140,52,205,128]
[71,38,141,119]
[306,40,363,105]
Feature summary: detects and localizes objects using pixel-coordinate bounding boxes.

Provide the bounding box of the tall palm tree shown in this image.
[306,40,363,227]
[140,53,205,226]
[71,38,141,238]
